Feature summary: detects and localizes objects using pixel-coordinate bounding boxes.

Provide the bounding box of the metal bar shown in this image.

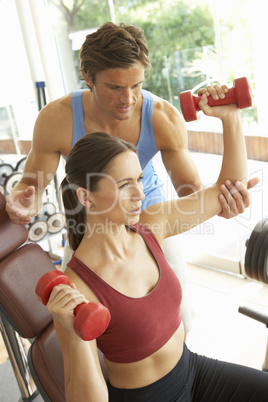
[263,337,268,372]
[238,305,268,327]
[0,315,37,399]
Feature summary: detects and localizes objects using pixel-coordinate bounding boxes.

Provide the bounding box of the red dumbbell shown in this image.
[179,77,252,122]
[35,270,111,341]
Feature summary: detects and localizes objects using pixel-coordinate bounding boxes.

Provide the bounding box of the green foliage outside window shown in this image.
[50,0,257,123]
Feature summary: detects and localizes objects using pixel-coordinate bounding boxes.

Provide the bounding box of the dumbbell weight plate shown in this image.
[28,220,48,242]
[249,217,268,281]
[4,172,22,195]
[251,219,268,281]
[47,212,66,234]
[15,156,27,172]
[244,217,268,280]
[0,164,14,183]
[36,202,57,220]
[43,202,57,216]
[234,77,252,109]
[263,244,268,284]
[245,219,263,279]
[0,184,5,195]
[179,91,198,122]
[257,229,268,284]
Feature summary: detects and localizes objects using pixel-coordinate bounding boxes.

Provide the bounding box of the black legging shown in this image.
[107,344,268,401]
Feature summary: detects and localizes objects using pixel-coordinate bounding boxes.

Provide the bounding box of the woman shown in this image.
[47,89,268,401]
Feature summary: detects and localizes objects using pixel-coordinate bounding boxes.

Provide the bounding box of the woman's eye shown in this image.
[119,182,129,189]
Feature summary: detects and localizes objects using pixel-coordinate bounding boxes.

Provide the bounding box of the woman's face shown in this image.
[89,151,145,225]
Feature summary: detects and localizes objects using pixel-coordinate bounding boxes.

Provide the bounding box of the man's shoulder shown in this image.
[150,94,179,122]
[142,89,161,103]
[150,94,186,150]
[34,93,74,139]
[38,93,73,120]
[49,93,73,111]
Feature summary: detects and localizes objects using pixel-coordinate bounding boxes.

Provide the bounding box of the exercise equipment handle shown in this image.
[195,88,237,111]
[238,305,268,328]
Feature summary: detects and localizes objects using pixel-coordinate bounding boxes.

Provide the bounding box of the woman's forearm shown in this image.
[217,109,248,185]
[64,338,108,402]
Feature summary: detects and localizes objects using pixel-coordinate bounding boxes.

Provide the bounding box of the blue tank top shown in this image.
[69,89,165,209]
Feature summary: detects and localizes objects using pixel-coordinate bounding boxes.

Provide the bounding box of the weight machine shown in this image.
[0,82,66,401]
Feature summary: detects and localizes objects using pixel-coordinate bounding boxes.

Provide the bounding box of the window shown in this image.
[0,0,38,149]
[2,0,267,275]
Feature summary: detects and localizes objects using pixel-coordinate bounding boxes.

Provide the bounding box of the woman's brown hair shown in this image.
[61,132,137,250]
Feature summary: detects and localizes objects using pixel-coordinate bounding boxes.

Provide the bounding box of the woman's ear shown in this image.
[76,187,93,208]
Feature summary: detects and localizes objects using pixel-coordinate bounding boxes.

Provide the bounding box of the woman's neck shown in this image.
[76,221,133,267]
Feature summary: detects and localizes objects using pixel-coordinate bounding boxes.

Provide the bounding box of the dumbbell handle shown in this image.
[238,305,268,328]
[194,87,238,111]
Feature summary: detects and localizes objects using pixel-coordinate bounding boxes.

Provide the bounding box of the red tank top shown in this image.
[68,224,182,363]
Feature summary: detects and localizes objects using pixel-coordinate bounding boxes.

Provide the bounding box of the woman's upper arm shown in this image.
[140,184,222,239]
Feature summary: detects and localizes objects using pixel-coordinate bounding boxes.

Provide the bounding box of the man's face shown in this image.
[87,62,145,121]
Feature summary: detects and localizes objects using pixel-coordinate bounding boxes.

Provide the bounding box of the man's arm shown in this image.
[161,147,202,197]
[153,95,202,197]
[5,102,64,225]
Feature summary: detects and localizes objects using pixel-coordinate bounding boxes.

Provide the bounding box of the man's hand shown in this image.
[218,177,259,219]
[5,186,36,225]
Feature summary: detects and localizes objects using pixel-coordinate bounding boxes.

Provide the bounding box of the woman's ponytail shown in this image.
[61,177,86,251]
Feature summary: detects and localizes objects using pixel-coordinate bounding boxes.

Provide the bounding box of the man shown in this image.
[6,22,256,333]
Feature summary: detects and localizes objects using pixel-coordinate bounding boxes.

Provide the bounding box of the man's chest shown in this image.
[83,119,141,147]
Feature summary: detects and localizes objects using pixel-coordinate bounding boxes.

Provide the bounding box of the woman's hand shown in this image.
[47,283,89,339]
[198,84,229,101]
[197,84,240,119]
